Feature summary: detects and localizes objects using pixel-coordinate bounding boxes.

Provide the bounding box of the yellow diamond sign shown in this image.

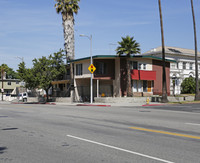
[88,64,96,74]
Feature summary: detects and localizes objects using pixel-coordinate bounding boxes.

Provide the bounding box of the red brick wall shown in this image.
[152,60,170,96]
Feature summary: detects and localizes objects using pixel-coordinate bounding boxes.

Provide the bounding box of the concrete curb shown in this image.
[11,102,56,105]
[142,104,166,107]
[77,104,111,107]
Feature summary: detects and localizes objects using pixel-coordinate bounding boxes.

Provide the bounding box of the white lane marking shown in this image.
[185,123,200,126]
[67,135,174,163]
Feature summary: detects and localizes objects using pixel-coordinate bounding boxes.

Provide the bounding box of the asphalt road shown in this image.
[0,103,199,163]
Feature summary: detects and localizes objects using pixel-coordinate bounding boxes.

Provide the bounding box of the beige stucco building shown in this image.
[70,55,173,102]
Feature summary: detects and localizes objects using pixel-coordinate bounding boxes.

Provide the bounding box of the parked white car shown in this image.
[18,92,28,102]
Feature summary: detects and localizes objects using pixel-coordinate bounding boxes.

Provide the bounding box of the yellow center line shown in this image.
[130,126,200,140]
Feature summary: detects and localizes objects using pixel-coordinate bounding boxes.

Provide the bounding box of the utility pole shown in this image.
[1,68,4,101]
[191,0,200,100]
[158,0,168,103]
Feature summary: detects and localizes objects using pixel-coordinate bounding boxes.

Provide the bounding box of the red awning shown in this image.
[131,70,139,80]
[131,70,156,80]
[139,70,156,80]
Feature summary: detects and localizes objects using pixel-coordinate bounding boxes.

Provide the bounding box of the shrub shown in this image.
[181,77,195,94]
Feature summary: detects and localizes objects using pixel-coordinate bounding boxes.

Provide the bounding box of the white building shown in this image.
[143,46,200,95]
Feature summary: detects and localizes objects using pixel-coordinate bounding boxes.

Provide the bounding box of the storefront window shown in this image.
[143,80,147,92]
[132,80,138,92]
[138,80,142,92]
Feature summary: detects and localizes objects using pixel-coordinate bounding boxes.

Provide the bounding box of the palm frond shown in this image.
[55,0,80,15]
[116,35,141,56]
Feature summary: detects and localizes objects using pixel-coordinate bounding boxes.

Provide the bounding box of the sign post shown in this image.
[88,63,96,103]
[80,34,94,103]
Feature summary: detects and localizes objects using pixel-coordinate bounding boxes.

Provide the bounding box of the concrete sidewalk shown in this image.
[54,102,164,107]
[0,100,164,107]
[0,101,11,105]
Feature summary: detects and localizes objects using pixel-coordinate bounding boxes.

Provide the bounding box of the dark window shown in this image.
[96,62,106,74]
[16,81,19,84]
[130,61,138,69]
[189,63,193,70]
[183,62,186,69]
[7,81,11,85]
[143,64,146,70]
[66,69,70,75]
[76,64,82,75]
[59,84,64,91]
[138,63,142,70]
[143,81,147,92]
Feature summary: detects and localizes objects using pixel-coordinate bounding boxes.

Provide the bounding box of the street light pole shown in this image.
[80,34,93,103]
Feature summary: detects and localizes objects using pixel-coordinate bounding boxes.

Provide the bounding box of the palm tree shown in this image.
[55,0,80,61]
[190,0,200,100]
[55,0,80,102]
[158,0,168,103]
[116,35,140,97]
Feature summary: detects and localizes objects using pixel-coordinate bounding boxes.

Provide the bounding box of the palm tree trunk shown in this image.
[62,14,75,102]
[191,0,200,100]
[126,58,132,97]
[62,14,75,61]
[158,0,168,103]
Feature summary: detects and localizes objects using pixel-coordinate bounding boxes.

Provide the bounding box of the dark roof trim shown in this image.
[68,55,176,63]
[68,55,117,63]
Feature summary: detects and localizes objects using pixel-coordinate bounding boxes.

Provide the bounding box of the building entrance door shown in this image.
[147,81,151,92]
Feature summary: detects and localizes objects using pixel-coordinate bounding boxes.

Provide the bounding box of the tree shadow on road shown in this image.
[0,147,7,154]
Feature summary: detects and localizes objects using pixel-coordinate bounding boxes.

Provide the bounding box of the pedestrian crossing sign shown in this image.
[88,64,96,74]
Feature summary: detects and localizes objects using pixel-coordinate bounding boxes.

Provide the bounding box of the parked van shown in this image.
[18,92,28,102]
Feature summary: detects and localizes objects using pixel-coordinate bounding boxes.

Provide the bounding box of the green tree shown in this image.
[33,50,66,101]
[32,56,52,101]
[0,64,18,79]
[49,49,66,80]
[17,62,38,90]
[116,35,140,97]
[54,0,80,61]
[17,50,66,101]
[181,77,195,94]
